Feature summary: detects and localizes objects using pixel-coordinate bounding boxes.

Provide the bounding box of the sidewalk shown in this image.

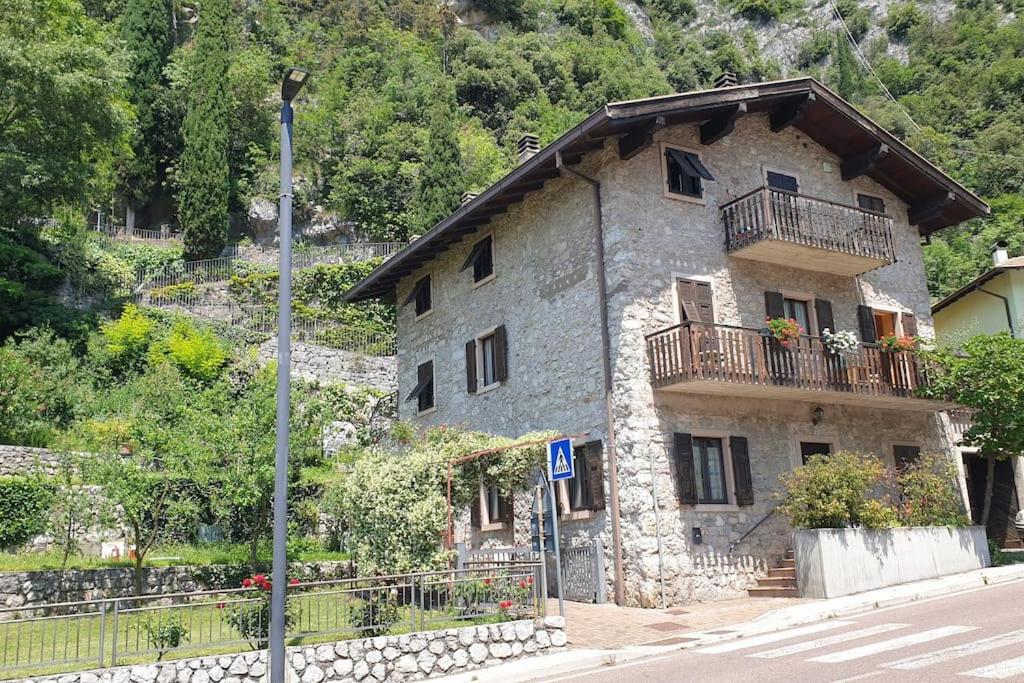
[437,563,1024,683]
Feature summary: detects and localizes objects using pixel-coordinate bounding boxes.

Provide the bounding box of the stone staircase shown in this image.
[748,549,799,598]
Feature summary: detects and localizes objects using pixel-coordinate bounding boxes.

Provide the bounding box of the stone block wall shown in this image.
[25,617,567,683]
[258,339,396,392]
[0,444,64,476]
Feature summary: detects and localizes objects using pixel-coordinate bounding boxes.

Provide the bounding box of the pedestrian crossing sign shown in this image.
[547,438,574,482]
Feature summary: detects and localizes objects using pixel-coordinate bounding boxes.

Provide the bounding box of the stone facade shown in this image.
[25,617,567,683]
[258,339,396,392]
[391,113,963,606]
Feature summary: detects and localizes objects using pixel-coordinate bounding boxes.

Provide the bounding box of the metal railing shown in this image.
[92,224,182,245]
[722,187,896,264]
[646,321,930,398]
[0,564,542,680]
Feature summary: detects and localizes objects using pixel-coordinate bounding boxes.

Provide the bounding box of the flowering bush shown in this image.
[879,335,918,352]
[765,317,803,347]
[220,575,301,648]
[348,590,401,637]
[822,328,859,355]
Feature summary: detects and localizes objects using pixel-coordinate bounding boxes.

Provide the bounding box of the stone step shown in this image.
[784,549,795,559]
[755,577,797,588]
[767,567,796,579]
[748,586,799,598]
[778,558,797,569]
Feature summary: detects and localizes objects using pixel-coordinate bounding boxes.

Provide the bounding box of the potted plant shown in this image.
[822,328,859,355]
[879,334,918,352]
[764,317,803,348]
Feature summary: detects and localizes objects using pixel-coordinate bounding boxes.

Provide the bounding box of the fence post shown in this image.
[418,574,426,631]
[98,602,107,668]
[592,537,607,604]
[408,575,417,634]
[455,543,467,571]
[110,599,119,666]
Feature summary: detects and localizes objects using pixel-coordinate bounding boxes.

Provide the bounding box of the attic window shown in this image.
[402,275,432,317]
[857,193,886,214]
[665,147,715,199]
[461,235,494,283]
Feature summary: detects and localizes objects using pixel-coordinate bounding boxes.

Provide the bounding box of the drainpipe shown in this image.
[975,284,1016,339]
[555,150,626,606]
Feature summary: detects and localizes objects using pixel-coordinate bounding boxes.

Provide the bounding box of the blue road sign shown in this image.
[547,438,574,482]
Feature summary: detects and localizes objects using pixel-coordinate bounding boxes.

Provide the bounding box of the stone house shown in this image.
[343,77,989,607]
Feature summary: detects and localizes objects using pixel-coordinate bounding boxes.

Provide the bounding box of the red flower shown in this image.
[527,577,534,585]
[518,580,527,589]
[483,578,492,586]
[253,574,266,583]
[216,602,226,609]
[261,581,272,591]
[289,578,300,586]
[242,578,253,588]
[499,600,513,610]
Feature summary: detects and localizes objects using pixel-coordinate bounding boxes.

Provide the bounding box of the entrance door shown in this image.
[963,453,1023,549]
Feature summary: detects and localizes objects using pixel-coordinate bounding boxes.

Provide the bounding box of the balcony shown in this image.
[722,188,896,276]
[646,322,952,410]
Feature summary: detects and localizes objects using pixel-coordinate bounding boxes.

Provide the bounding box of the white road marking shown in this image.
[960,655,1024,679]
[830,672,884,683]
[698,620,856,654]
[809,625,976,663]
[749,623,910,659]
[884,630,1024,670]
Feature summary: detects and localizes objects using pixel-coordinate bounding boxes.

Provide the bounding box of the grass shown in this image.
[0,543,350,572]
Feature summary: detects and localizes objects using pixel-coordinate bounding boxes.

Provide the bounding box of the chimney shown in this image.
[461,191,478,206]
[517,134,540,164]
[992,240,1009,266]
[714,71,738,88]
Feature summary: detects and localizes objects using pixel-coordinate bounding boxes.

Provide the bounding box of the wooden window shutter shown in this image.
[470,493,481,528]
[765,291,785,319]
[498,491,514,523]
[584,441,606,510]
[730,436,754,506]
[857,305,877,342]
[465,340,477,394]
[677,279,715,323]
[673,433,698,505]
[695,281,715,323]
[494,325,509,381]
[815,299,835,336]
[902,312,918,337]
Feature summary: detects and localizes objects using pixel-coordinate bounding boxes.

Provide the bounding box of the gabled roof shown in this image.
[343,77,989,303]
[932,257,1024,315]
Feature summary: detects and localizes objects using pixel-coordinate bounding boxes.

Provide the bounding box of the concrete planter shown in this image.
[794,525,991,598]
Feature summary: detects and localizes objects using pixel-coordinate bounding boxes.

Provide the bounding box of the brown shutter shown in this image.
[584,441,606,511]
[494,325,508,381]
[765,291,785,319]
[465,340,477,394]
[695,281,715,323]
[676,279,700,322]
[730,436,754,506]
[815,299,835,336]
[857,305,877,342]
[470,492,481,528]
[673,433,698,505]
[902,312,918,337]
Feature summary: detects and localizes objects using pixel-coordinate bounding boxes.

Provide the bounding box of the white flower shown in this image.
[822,328,859,354]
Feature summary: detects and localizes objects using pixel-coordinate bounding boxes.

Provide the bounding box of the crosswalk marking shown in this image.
[808,625,976,663]
[884,630,1024,671]
[960,655,1024,679]
[749,623,909,659]
[698,621,855,654]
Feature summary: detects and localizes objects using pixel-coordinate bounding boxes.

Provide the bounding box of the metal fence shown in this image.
[0,564,542,680]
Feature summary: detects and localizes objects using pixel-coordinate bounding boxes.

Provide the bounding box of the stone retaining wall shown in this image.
[0,444,64,476]
[258,339,396,392]
[0,561,353,610]
[26,616,567,683]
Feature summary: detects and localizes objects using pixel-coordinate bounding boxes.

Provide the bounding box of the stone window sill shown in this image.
[561,510,596,522]
[480,522,508,532]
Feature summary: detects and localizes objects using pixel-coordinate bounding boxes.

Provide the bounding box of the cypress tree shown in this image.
[833,31,862,100]
[413,92,465,233]
[119,0,174,215]
[178,0,232,259]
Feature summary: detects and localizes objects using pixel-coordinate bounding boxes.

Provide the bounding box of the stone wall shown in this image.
[0,561,352,610]
[0,444,64,476]
[26,617,567,683]
[259,339,396,392]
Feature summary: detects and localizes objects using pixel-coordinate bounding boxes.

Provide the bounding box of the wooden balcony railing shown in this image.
[721,187,896,264]
[646,321,931,401]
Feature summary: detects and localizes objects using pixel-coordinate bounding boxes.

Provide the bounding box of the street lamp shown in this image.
[270,65,308,683]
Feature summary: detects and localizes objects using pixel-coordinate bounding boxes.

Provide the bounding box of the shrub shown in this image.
[730,0,795,21]
[833,0,870,41]
[886,2,924,39]
[0,477,55,549]
[797,31,833,67]
[157,321,229,383]
[777,451,894,529]
[139,615,188,660]
[102,304,155,368]
[349,592,401,637]
[896,453,968,527]
[221,575,300,648]
[149,282,198,304]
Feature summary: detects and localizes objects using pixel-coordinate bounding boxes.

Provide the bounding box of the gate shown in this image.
[561,538,607,604]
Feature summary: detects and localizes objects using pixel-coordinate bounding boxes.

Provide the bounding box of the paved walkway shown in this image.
[550,595,809,649]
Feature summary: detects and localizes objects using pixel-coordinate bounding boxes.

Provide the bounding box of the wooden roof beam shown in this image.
[618,115,665,161]
[700,103,747,145]
[770,93,815,132]
[841,143,890,181]
[908,191,955,225]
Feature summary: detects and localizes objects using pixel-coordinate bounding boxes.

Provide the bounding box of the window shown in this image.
[767,171,799,193]
[461,235,494,283]
[664,146,714,199]
[874,310,898,339]
[568,446,592,511]
[857,305,918,343]
[474,481,511,528]
[693,437,729,505]
[857,193,886,213]
[673,433,753,508]
[894,445,921,469]
[676,278,715,323]
[466,326,508,394]
[783,297,811,333]
[403,275,431,317]
[800,441,832,465]
[406,361,434,414]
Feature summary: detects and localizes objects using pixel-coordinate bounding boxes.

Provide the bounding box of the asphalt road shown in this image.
[547,580,1024,682]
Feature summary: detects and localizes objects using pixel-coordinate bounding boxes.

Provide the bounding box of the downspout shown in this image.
[556,150,626,606]
[975,283,1015,338]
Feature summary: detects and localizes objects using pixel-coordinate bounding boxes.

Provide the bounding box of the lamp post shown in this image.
[270,66,308,683]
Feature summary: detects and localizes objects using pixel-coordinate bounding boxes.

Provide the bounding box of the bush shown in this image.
[886,2,924,39]
[730,0,795,21]
[349,592,401,637]
[139,615,188,660]
[833,0,870,41]
[777,451,894,529]
[896,453,969,527]
[102,304,155,369]
[0,477,55,549]
[797,31,833,67]
[156,321,229,383]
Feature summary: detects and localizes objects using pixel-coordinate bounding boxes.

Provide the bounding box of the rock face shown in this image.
[247,198,278,246]
[23,618,567,683]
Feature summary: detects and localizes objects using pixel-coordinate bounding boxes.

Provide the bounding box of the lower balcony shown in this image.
[645,322,953,410]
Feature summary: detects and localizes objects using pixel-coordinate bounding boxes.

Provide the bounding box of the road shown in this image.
[548,581,1024,682]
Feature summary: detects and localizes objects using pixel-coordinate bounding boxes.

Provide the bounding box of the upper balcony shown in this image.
[722,188,896,276]
[646,321,953,411]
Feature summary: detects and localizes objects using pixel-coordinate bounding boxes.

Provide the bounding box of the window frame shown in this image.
[671,273,714,325]
[413,274,432,320]
[660,143,709,205]
[412,358,436,417]
[470,233,495,287]
[777,288,819,336]
[479,479,510,531]
[891,442,923,470]
[473,325,502,394]
[688,431,738,511]
[763,166,801,194]
[854,191,887,215]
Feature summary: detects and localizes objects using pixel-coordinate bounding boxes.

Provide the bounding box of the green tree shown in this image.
[118,0,174,217]
[832,31,863,99]
[413,93,465,233]
[177,0,232,259]
[922,334,1024,526]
